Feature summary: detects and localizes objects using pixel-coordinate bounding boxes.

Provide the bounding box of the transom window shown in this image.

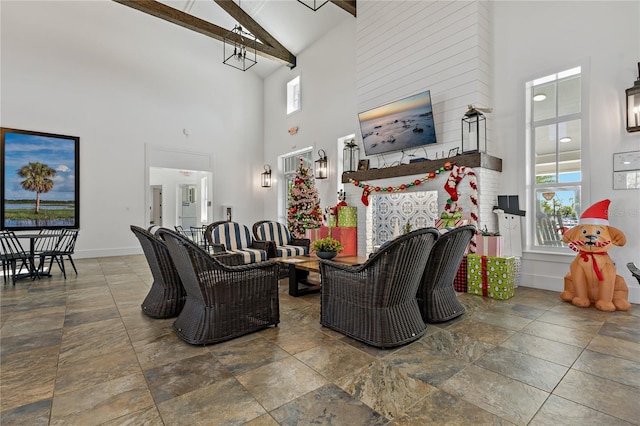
[527,66,583,249]
[287,76,300,115]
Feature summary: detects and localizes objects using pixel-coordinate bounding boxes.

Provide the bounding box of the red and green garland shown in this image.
[349,161,457,206]
[348,162,479,252]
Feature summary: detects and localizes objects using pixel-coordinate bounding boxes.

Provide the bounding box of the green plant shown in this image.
[311,237,344,253]
[402,220,412,234]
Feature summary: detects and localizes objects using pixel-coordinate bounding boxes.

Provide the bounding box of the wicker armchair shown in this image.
[252,220,309,259]
[205,221,269,264]
[131,225,187,318]
[157,228,280,345]
[417,225,475,323]
[320,228,439,348]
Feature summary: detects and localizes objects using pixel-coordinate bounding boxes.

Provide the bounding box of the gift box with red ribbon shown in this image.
[319,226,357,256]
[453,256,468,292]
[467,254,515,300]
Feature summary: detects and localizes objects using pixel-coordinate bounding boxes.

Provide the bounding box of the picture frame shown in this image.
[448,147,459,157]
[613,170,640,190]
[358,159,370,171]
[613,150,640,171]
[1,127,80,230]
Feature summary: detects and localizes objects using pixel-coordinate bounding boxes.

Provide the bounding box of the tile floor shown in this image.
[1,255,639,425]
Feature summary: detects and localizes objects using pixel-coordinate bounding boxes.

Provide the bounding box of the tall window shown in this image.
[527,66,583,249]
[287,76,301,115]
[280,149,313,220]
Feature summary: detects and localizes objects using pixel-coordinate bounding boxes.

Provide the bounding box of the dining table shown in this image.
[14,231,63,279]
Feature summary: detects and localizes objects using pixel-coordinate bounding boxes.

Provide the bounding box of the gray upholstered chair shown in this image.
[320,227,439,348]
[417,225,475,323]
[157,228,280,345]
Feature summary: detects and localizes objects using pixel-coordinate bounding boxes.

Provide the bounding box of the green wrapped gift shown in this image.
[467,254,515,300]
[337,206,357,228]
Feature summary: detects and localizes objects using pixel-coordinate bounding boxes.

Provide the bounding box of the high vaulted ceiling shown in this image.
[112,0,355,78]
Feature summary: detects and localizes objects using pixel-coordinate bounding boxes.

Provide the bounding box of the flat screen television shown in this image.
[358,90,437,156]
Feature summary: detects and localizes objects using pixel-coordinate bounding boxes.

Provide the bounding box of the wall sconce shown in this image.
[297,0,329,11]
[315,149,328,179]
[626,62,640,133]
[261,165,272,187]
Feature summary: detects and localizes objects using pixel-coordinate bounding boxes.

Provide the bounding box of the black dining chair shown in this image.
[0,230,35,284]
[38,229,79,279]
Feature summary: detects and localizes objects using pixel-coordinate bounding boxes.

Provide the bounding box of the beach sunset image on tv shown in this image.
[358,90,437,156]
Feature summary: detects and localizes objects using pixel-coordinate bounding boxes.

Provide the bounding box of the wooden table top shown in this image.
[272,255,368,273]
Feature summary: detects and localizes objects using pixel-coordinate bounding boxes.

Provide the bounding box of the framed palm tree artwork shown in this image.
[1,127,80,230]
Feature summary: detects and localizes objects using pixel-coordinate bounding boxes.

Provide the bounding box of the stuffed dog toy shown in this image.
[561,199,630,311]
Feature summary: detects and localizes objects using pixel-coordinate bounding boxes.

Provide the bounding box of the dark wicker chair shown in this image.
[131,225,187,318]
[417,225,475,323]
[320,227,439,348]
[157,228,280,345]
[627,262,640,285]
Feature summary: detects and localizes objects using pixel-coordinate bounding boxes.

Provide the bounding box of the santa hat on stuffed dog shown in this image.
[579,199,610,226]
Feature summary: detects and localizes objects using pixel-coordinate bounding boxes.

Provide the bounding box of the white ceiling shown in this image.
[159,0,352,78]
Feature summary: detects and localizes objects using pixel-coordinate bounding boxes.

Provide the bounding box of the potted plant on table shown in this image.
[311,237,344,260]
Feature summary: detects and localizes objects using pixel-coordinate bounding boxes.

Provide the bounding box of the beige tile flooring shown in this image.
[1,254,639,425]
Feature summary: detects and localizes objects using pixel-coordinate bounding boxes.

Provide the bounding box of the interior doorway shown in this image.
[150,185,163,226]
[148,167,212,229]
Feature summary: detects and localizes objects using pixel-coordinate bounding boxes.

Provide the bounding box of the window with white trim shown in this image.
[287,76,300,115]
[527,66,583,249]
[280,149,313,221]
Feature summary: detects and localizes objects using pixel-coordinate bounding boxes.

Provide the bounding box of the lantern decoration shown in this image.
[625,62,640,133]
[261,164,272,188]
[343,139,359,173]
[461,105,488,153]
[315,149,328,179]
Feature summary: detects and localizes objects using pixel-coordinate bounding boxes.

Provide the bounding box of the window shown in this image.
[287,76,300,114]
[280,148,313,221]
[527,66,583,249]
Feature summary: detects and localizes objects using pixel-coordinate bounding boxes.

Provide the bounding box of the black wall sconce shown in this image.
[626,62,640,133]
[261,164,272,187]
[315,149,328,179]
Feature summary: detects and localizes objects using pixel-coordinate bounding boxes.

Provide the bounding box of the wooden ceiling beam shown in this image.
[330,0,356,17]
[112,0,296,68]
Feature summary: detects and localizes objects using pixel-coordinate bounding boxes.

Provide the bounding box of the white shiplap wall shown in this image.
[356,0,493,162]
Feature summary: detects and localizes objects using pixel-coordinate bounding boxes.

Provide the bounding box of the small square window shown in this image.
[287,76,300,115]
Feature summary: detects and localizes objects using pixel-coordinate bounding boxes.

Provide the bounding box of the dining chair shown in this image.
[0,230,35,284]
[42,229,79,279]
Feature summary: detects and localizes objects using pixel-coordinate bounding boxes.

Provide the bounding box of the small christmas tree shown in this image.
[287,157,323,238]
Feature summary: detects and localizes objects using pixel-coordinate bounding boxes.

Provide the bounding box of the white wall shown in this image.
[357,0,493,163]
[1,0,267,258]
[492,0,640,301]
[263,19,358,219]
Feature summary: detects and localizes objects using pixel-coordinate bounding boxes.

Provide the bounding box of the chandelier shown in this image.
[223,24,257,71]
[297,1,329,11]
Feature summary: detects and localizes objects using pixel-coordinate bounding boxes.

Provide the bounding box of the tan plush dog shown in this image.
[561,199,630,311]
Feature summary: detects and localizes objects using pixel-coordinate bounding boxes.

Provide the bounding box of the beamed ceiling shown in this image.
[112,0,356,70]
